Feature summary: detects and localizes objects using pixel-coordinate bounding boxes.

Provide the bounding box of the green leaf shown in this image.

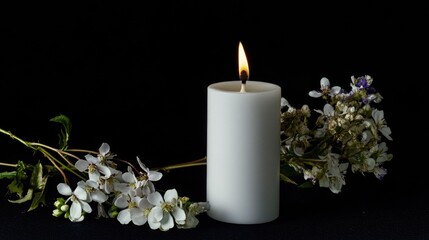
[6,161,29,198]
[0,171,17,179]
[50,114,72,150]
[8,188,33,204]
[7,179,24,198]
[280,173,297,185]
[28,176,48,212]
[29,162,43,189]
[298,181,315,188]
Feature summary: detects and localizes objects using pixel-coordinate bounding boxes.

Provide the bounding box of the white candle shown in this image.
[206,42,281,224]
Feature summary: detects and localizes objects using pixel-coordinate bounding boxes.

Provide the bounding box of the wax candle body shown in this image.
[207,81,281,224]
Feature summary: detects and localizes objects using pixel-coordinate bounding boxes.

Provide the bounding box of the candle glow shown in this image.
[238,42,249,92]
[238,42,249,81]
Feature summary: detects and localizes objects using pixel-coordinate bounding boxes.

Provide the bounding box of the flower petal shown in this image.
[91,190,108,203]
[114,194,129,209]
[172,207,186,223]
[70,201,82,221]
[97,165,112,178]
[85,154,100,164]
[323,104,335,116]
[80,200,92,213]
[130,208,147,226]
[117,209,131,225]
[164,189,178,203]
[330,86,341,95]
[75,160,89,172]
[99,142,110,156]
[149,171,163,181]
[148,192,164,205]
[57,183,72,196]
[160,213,174,231]
[74,186,88,201]
[320,77,330,88]
[380,126,393,141]
[136,156,149,172]
[309,90,322,98]
[149,206,164,222]
[122,172,135,183]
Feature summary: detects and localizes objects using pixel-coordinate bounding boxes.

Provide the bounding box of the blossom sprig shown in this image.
[0,116,209,230]
[280,75,393,193]
[0,74,394,228]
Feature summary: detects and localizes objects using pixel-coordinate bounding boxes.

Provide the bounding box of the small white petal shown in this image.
[114,194,129,209]
[57,183,72,196]
[117,209,132,225]
[372,109,384,123]
[330,86,341,95]
[149,206,164,222]
[172,207,186,223]
[320,77,330,88]
[113,182,129,193]
[88,171,101,182]
[148,192,164,205]
[160,213,174,231]
[281,98,290,108]
[380,126,393,140]
[148,171,163,181]
[138,198,153,209]
[130,208,147,226]
[148,218,161,230]
[136,156,149,172]
[314,109,324,115]
[97,165,112,178]
[85,154,100,164]
[74,186,88,201]
[70,201,82,221]
[99,142,110,156]
[91,190,108,203]
[80,200,92,213]
[164,189,178,203]
[309,90,322,98]
[75,160,89,172]
[86,180,99,188]
[122,172,135,183]
[323,104,335,116]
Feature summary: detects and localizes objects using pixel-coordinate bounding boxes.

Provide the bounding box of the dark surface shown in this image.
[0,2,427,239]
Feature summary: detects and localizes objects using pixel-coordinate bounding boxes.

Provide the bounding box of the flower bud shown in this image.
[60,205,69,212]
[52,209,63,217]
[54,201,62,208]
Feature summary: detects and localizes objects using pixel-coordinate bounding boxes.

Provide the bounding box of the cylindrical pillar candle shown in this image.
[207,80,281,224]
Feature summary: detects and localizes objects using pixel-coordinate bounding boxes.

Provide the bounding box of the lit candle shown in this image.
[206,42,281,224]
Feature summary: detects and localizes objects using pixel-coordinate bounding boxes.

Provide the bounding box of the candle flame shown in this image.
[238,42,249,83]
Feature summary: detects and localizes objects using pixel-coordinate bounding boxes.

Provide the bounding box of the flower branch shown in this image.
[0,74,393,229]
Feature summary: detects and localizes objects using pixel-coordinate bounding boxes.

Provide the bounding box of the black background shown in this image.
[0,2,427,239]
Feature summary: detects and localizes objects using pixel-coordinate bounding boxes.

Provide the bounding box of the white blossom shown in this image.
[57,183,92,222]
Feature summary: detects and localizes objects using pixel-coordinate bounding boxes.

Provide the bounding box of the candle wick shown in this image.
[240,70,248,83]
[240,70,248,93]
[240,83,246,93]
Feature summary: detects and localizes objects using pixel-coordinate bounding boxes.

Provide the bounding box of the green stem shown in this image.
[0,128,86,182]
[0,162,17,168]
[0,128,37,150]
[157,156,207,172]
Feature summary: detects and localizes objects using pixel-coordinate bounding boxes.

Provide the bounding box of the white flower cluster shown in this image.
[280,75,393,193]
[52,143,209,230]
